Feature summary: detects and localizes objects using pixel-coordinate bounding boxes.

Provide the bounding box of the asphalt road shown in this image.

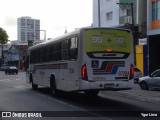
[0,71,160,120]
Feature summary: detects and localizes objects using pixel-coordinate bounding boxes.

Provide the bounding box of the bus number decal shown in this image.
[118,71,128,77]
[92,36,102,44]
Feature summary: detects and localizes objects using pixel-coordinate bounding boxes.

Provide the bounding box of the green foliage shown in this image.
[28,40,34,47]
[0,27,9,44]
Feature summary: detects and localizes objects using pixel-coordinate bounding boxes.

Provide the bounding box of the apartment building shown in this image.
[147,0,160,73]
[93,0,147,37]
[17,16,40,44]
[93,0,119,27]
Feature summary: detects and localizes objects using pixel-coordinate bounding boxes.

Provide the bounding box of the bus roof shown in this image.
[28,27,82,51]
[28,27,131,51]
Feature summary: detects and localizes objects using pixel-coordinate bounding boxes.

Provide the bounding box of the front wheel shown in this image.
[32,82,38,90]
[50,76,58,96]
[140,81,149,90]
[30,75,38,90]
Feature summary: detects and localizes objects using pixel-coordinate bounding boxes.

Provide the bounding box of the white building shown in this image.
[17,16,40,44]
[93,0,120,27]
[93,0,146,27]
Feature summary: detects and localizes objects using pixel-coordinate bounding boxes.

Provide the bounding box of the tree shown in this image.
[0,27,9,44]
[0,27,9,65]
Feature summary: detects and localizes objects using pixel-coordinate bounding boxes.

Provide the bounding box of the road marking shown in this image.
[23,89,104,117]
[37,93,87,111]
[0,79,10,82]
[14,86,26,89]
[0,78,21,82]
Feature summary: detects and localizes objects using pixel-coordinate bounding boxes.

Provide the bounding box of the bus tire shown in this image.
[32,82,38,90]
[30,74,38,90]
[50,75,58,96]
[84,90,99,96]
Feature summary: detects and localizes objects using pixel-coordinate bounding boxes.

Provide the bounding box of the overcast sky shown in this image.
[0,0,93,40]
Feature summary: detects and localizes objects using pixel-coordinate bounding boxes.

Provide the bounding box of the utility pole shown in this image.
[131,3,134,26]
[1,43,4,65]
[117,2,137,65]
[98,0,101,27]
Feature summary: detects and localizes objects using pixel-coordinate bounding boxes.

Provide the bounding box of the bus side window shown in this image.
[61,40,69,60]
[39,48,43,63]
[30,50,35,64]
[46,46,50,62]
[52,42,60,61]
[41,47,45,62]
[30,51,33,64]
[69,37,78,60]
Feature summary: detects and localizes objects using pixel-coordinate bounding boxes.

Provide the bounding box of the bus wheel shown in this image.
[50,76,58,96]
[30,75,38,90]
[84,90,99,96]
[32,82,38,90]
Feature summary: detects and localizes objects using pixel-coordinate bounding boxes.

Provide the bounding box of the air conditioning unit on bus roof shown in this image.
[124,16,132,24]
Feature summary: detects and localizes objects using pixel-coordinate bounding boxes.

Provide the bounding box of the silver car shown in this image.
[139,69,160,90]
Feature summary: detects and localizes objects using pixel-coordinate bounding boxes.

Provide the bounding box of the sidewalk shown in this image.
[126,83,160,97]
[101,84,160,104]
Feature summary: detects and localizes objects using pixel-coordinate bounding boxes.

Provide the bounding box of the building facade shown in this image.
[17,16,40,44]
[1,44,28,70]
[0,44,10,66]
[93,0,119,27]
[93,0,147,38]
[147,0,160,73]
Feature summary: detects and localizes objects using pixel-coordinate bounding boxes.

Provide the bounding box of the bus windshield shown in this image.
[84,29,132,59]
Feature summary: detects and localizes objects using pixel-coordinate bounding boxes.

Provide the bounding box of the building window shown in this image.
[21,19,25,26]
[152,1,160,20]
[106,12,113,21]
[151,0,160,29]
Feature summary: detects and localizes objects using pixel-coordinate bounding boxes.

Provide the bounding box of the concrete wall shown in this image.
[93,0,119,27]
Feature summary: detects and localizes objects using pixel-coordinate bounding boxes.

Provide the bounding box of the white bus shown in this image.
[26,27,134,96]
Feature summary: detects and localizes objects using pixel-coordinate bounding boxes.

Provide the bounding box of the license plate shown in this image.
[104,84,114,88]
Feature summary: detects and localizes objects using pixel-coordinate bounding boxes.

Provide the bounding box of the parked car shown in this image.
[5,66,18,75]
[1,65,9,71]
[134,67,143,83]
[139,69,160,90]
[0,66,4,71]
